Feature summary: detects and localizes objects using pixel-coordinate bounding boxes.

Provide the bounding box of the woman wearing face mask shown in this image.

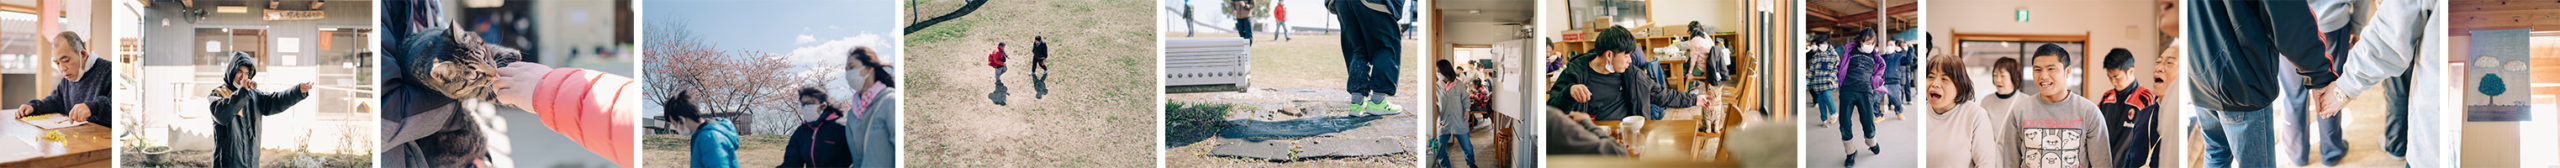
[1923,53,2000,168]
[781,87,855,167]
[841,47,899,167]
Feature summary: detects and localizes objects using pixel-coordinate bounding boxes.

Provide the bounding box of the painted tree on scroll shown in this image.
[2481,73,2507,106]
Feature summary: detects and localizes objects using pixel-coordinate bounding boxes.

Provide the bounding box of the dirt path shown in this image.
[902,0,1159,167]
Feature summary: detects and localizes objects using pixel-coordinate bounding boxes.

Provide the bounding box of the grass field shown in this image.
[902,0,1161,167]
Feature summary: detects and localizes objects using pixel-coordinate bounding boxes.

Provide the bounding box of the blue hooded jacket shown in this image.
[691,118,739,168]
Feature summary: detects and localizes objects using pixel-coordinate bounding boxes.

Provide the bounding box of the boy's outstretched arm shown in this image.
[254,83,315,116]
[493,62,638,168]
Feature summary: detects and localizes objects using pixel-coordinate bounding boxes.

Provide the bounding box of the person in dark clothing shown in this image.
[1230,0,1254,42]
[210,52,315,168]
[2186,0,2340,166]
[1543,26,1703,121]
[1334,0,1406,114]
[378,15,500,166]
[1833,29,1887,166]
[1032,36,1051,75]
[781,87,855,167]
[1545,108,1627,155]
[2097,48,2160,168]
[19,32,112,127]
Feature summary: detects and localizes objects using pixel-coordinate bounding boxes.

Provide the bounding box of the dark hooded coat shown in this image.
[210,52,309,168]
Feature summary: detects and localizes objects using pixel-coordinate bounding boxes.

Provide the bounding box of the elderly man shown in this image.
[18,32,113,127]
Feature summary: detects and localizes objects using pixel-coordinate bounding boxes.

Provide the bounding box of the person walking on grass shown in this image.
[1335,0,1406,114]
[210,52,315,168]
[1033,37,1051,76]
[1231,0,1254,43]
[990,43,1009,80]
[1273,0,1290,41]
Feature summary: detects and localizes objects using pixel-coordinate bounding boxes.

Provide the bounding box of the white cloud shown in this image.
[784,33,897,92]
[794,34,818,44]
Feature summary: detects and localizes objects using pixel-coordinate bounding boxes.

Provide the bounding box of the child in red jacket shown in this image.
[990,43,1009,78]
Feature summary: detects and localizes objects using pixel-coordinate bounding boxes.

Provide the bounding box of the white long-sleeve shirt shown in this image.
[1928,101,2003,168]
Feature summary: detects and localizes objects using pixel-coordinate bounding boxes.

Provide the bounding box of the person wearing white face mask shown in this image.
[781,87,856,167]
[839,47,900,167]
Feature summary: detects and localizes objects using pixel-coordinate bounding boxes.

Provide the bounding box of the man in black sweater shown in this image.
[18,32,112,127]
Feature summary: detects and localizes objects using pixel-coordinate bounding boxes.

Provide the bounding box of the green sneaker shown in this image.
[1346,102,1370,114]
[1360,102,1383,113]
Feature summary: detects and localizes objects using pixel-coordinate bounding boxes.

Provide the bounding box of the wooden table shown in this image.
[0,110,112,167]
[1587,120,1705,160]
[1549,155,1731,167]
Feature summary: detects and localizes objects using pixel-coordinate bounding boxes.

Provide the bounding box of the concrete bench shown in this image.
[1165,38,1252,93]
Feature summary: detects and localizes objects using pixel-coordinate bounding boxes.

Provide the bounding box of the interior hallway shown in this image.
[1803,107,1920,168]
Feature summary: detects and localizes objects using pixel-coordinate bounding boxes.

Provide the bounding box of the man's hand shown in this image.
[15,104,31,116]
[2306,85,2346,118]
[1568,112,1595,122]
[2314,86,2351,118]
[493,62,555,109]
[297,83,315,92]
[1571,84,1592,103]
[65,104,89,122]
[1697,94,1716,106]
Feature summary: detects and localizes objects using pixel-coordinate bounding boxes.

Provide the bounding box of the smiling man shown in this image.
[2002,43,2112,168]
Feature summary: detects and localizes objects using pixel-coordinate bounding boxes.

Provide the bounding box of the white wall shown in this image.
[1928,0,2159,99]
[1541,0,1570,42]
[1927,0,2172,165]
[1652,0,1742,33]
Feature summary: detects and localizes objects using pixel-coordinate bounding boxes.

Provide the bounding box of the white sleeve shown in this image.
[2333,0,2433,97]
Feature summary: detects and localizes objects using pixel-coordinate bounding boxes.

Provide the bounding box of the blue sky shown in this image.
[648,0,898,57]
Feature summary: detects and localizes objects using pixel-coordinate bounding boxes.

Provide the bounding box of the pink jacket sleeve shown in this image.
[528,68,639,167]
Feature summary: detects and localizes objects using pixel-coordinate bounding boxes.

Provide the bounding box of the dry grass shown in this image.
[902,0,1161,167]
